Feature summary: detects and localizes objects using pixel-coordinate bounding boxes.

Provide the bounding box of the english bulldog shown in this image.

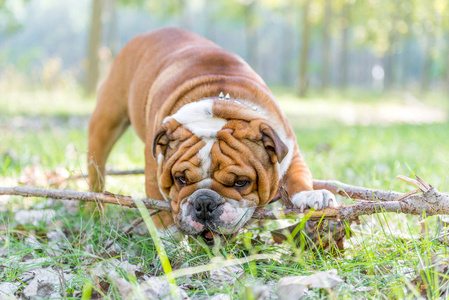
[88,28,337,246]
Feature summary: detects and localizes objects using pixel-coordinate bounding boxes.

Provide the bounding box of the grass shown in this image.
[1,87,449,298]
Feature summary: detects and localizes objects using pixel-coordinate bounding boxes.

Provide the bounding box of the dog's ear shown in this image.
[152,118,183,158]
[152,125,169,158]
[260,123,288,163]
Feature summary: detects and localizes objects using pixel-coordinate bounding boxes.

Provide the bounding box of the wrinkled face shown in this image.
[152,99,290,245]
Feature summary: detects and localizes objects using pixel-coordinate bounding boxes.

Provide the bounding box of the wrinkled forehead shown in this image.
[162,98,269,135]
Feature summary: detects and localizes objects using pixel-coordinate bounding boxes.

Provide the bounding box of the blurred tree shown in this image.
[337,0,350,90]
[214,0,261,71]
[0,0,29,36]
[418,0,445,94]
[280,0,295,86]
[298,0,311,97]
[384,1,400,91]
[105,0,118,55]
[400,2,413,89]
[148,0,191,29]
[243,1,258,69]
[85,0,103,96]
[321,0,332,90]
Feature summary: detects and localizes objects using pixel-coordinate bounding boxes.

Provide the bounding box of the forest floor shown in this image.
[1,87,449,299]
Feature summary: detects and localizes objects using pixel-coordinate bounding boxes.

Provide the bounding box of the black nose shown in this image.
[194,195,218,220]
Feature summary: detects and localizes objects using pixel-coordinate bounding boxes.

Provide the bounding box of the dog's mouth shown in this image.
[198,228,239,246]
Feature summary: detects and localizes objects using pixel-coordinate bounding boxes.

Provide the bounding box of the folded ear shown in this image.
[260,123,288,163]
[152,119,180,158]
[152,125,169,158]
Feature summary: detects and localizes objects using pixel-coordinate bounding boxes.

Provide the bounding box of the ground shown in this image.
[1,87,449,299]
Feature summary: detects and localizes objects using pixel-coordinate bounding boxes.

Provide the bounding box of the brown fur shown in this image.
[88,28,314,228]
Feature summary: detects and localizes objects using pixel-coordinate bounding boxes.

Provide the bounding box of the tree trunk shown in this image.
[105,0,118,56]
[338,3,349,90]
[421,35,434,94]
[321,0,331,90]
[401,36,411,89]
[384,30,398,91]
[446,35,449,96]
[281,1,294,86]
[244,2,258,71]
[298,0,311,97]
[85,0,103,96]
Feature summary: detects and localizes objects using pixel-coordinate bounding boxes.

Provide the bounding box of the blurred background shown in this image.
[2,0,449,98]
[1,0,449,193]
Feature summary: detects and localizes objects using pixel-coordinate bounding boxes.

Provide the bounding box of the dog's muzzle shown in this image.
[191,189,224,222]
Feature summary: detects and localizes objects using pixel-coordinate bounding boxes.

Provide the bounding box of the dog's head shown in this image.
[152,99,292,245]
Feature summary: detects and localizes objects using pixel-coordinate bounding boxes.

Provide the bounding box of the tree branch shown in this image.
[2,175,449,221]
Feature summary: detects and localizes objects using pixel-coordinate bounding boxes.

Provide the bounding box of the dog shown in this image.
[88,28,337,246]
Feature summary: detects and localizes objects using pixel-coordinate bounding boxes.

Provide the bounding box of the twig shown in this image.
[1,175,449,221]
[69,169,145,180]
[312,179,403,201]
[0,186,170,211]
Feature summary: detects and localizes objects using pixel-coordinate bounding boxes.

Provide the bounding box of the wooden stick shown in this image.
[2,175,449,221]
[0,186,171,211]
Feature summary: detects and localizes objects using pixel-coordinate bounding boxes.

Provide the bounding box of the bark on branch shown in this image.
[1,175,448,221]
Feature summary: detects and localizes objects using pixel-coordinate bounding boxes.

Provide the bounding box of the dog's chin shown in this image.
[195,228,240,247]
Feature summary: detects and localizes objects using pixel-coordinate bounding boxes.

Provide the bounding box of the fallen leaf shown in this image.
[23,268,73,299]
[139,277,190,300]
[14,209,56,226]
[109,273,132,298]
[0,282,19,298]
[209,258,245,288]
[412,253,449,296]
[271,219,351,254]
[210,294,232,300]
[90,258,142,278]
[19,164,69,188]
[240,284,270,300]
[277,269,343,300]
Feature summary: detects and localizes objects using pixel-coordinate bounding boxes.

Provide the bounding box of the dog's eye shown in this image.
[234,180,249,188]
[175,176,187,187]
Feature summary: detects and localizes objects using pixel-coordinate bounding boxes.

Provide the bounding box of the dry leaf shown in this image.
[271,219,351,254]
[412,253,449,296]
[240,285,270,300]
[139,277,190,300]
[210,294,232,300]
[209,260,245,288]
[277,269,343,300]
[23,268,73,299]
[0,282,19,298]
[90,258,142,278]
[14,209,56,226]
[19,165,69,188]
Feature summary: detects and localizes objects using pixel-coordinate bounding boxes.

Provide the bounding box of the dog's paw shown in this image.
[291,190,338,212]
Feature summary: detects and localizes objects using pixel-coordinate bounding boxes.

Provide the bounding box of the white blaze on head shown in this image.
[163,99,227,138]
[197,138,215,176]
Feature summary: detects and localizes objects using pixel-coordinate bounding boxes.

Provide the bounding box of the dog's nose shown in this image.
[194,194,218,220]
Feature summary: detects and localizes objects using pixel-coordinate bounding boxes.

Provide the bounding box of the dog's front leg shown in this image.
[282,145,338,212]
